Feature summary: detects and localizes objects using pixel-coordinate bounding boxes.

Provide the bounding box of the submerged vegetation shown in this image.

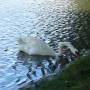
[39,52,90,90]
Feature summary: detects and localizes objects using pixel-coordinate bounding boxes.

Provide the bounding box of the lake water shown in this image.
[0,0,90,90]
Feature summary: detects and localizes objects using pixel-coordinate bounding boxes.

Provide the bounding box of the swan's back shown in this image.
[18,36,55,56]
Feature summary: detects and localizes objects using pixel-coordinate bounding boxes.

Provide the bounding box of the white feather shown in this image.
[17,36,55,56]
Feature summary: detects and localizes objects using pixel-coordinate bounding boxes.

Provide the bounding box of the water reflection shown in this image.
[17,51,56,76]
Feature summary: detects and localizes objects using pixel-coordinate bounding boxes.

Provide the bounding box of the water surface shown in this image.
[0,0,90,90]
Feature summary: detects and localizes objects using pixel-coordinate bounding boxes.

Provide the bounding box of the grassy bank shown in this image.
[39,53,90,90]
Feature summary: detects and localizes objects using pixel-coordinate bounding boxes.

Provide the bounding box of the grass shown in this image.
[39,53,90,90]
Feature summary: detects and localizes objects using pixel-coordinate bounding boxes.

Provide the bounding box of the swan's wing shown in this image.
[18,37,55,56]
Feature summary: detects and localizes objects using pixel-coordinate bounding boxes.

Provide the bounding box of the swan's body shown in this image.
[17,36,55,56]
[18,36,78,56]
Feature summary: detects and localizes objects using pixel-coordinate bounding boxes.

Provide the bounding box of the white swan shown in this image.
[17,36,78,56]
[17,36,55,56]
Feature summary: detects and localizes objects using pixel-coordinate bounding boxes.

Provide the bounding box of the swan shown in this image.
[17,36,55,56]
[17,36,78,56]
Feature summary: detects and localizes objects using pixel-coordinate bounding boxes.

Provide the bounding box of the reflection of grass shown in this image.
[68,0,90,12]
[39,53,90,90]
[75,0,90,12]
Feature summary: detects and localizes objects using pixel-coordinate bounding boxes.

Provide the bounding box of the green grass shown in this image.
[39,53,90,90]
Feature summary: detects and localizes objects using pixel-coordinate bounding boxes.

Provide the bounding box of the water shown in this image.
[0,0,90,90]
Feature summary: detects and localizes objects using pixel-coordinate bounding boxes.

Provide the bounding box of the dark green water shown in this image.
[0,0,90,90]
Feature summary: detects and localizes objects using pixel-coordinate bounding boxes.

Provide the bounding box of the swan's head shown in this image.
[58,42,78,55]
